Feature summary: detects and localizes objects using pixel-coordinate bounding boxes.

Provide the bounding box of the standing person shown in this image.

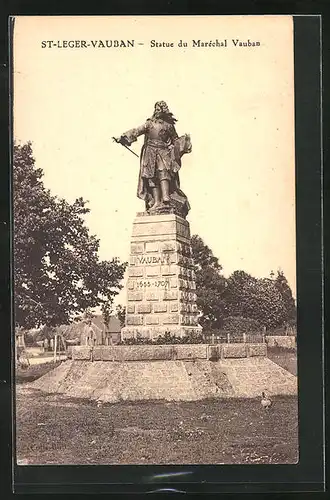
[83,318,95,346]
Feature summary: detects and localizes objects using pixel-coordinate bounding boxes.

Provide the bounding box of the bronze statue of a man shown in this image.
[115,101,192,216]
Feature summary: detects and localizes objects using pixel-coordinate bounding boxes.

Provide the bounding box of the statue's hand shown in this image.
[118,135,130,146]
[113,136,128,145]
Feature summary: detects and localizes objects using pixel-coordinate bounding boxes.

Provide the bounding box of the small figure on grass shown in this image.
[261,391,272,409]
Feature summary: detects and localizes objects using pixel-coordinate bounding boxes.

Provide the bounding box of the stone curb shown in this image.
[72,343,267,361]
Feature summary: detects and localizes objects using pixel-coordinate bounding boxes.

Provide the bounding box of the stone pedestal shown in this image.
[121,212,202,340]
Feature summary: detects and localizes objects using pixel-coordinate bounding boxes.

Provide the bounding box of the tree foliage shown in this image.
[190,235,226,330]
[222,270,255,318]
[191,236,296,332]
[274,270,297,325]
[116,304,126,328]
[221,316,262,334]
[14,142,127,329]
[224,270,294,329]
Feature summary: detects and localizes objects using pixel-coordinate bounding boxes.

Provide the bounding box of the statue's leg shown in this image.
[151,186,162,209]
[147,176,161,209]
[160,179,170,203]
[156,155,171,204]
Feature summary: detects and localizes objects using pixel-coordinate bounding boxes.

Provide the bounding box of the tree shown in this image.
[101,302,112,330]
[223,270,256,318]
[274,269,297,326]
[116,304,126,328]
[240,277,287,329]
[14,142,127,329]
[225,270,289,329]
[190,235,226,330]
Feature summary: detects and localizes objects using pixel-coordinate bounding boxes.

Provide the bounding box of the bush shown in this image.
[118,330,204,345]
[118,336,152,345]
[155,331,204,344]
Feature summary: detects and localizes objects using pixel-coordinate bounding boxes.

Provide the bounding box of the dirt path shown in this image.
[28,355,67,366]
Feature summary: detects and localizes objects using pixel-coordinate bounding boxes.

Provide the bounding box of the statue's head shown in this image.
[154,101,170,115]
[153,101,177,124]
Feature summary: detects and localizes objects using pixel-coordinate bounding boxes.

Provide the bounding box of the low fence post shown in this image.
[53,334,57,363]
[227,332,230,344]
[243,332,246,343]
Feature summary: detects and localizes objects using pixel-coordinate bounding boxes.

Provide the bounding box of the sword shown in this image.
[112,137,139,158]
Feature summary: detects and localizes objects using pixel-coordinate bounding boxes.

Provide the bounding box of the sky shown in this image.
[13,15,296,305]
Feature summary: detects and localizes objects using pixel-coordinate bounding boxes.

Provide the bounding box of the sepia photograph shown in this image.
[13,15,298,466]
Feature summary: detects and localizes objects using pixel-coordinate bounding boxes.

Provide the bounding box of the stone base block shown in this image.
[121,212,202,341]
[92,346,103,361]
[247,343,267,357]
[113,345,174,362]
[175,344,208,360]
[223,344,247,358]
[71,346,92,360]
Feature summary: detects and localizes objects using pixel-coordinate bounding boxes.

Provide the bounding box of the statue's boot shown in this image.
[150,187,163,210]
[160,179,170,203]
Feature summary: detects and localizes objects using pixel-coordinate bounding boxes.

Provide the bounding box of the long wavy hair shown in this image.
[153,100,177,125]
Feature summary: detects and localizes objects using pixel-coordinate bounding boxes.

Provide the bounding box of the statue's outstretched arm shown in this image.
[119,122,148,146]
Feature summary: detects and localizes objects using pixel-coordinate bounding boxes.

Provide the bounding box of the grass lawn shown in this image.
[16,385,298,465]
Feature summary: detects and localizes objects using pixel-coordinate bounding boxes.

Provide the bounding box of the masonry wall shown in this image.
[71,343,267,361]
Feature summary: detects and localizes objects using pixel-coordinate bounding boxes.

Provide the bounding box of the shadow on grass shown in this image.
[267,347,297,376]
[16,361,62,384]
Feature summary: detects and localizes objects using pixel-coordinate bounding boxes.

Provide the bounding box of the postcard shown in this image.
[13,15,299,468]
